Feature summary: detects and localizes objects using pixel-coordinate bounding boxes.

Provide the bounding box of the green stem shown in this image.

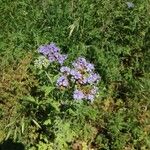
[45,71,53,85]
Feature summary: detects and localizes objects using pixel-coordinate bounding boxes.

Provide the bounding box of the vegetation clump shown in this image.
[0,0,150,149]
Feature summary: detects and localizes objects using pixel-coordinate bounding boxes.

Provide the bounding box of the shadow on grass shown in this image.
[0,139,25,150]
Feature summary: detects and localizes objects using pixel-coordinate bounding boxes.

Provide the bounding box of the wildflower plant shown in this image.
[35,42,100,102]
[32,43,69,103]
[1,1,150,149]
[57,57,100,102]
[30,43,101,149]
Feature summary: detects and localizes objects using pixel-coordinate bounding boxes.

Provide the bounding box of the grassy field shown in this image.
[0,0,150,149]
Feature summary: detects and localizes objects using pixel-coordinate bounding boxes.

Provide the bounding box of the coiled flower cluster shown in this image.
[38,43,67,65]
[56,57,100,102]
[34,56,50,69]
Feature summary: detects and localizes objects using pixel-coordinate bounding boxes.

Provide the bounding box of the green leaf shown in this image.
[5,130,12,140]
[23,96,38,105]
[44,119,51,125]
[13,127,17,141]
[41,85,55,96]
[32,119,41,129]
[21,116,25,134]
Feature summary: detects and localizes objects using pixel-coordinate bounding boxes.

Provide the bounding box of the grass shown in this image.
[0,0,150,149]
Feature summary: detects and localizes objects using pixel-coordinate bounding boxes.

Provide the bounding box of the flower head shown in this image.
[86,63,95,72]
[56,54,68,65]
[60,66,71,75]
[73,89,85,100]
[34,56,49,69]
[47,43,60,53]
[86,94,95,102]
[78,77,88,84]
[38,45,50,56]
[56,76,69,87]
[87,73,100,84]
[70,69,82,80]
[38,43,67,65]
[48,55,56,62]
[72,57,95,72]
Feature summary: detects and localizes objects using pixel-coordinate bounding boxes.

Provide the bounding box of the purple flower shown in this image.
[53,53,67,65]
[38,43,67,65]
[47,43,60,53]
[73,89,85,100]
[77,57,86,64]
[60,66,71,74]
[56,76,69,87]
[38,43,60,56]
[38,45,50,56]
[48,55,56,62]
[73,57,95,73]
[86,94,95,101]
[86,63,95,72]
[70,69,82,80]
[78,77,88,84]
[72,57,86,70]
[57,54,68,65]
[87,73,100,84]
[72,62,83,70]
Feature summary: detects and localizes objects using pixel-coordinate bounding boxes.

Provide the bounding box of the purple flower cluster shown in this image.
[73,89,85,100]
[72,57,94,72]
[56,75,69,87]
[71,57,100,85]
[36,42,101,103]
[73,86,99,102]
[56,57,100,102]
[38,43,67,65]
